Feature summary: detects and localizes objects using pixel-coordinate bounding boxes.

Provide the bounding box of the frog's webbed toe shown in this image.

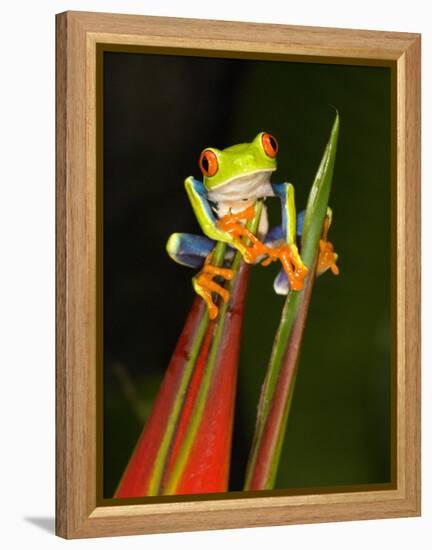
[193,261,234,320]
[317,240,339,276]
[317,209,339,276]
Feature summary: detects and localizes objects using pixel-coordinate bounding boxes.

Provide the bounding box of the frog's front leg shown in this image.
[184,176,267,264]
[264,183,309,291]
[268,208,339,296]
[166,232,234,320]
[265,212,307,295]
[216,205,270,264]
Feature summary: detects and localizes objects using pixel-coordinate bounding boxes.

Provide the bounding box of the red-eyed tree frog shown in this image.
[166,132,338,319]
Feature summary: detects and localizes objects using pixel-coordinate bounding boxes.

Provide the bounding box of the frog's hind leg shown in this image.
[166,232,215,268]
[166,233,234,319]
[262,224,288,294]
[264,224,284,246]
[317,208,339,276]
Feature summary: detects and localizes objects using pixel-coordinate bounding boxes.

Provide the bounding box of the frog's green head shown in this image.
[198,132,278,204]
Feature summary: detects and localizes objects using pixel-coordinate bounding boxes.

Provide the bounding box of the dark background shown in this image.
[103,51,391,497]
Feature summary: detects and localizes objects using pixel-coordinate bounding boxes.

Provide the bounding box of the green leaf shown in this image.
[244,113,339,491]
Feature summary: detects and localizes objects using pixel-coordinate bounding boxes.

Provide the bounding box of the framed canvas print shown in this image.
[55,11,421,539]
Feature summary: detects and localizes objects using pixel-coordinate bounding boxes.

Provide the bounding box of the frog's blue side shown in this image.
[166,178,305,295]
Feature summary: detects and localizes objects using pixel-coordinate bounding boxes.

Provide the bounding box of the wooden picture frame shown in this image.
[56,11,421,539]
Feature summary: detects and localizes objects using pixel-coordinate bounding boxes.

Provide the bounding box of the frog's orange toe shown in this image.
[216,205,256,231]
[288,267,309,291]
[207,303,219,320]
[202,263,234,281]
[192,261,233,320]
[317,240,339,276]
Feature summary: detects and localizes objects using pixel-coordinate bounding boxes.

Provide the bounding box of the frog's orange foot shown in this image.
[192,264,234,320]
[279,244,309,291]
[217,205,270,265]
[317,239,339,276]
[216,205,256,232]
[261,243,308,291]
[242,239,269,264]
[217,207,257,248]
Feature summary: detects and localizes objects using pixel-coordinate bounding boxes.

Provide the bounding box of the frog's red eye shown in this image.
[199,149,219,177]
[261,132,278,158]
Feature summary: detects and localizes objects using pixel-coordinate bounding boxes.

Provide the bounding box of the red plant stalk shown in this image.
[114,296,206,498]
[115,206,261,497]
[164,261,251,494]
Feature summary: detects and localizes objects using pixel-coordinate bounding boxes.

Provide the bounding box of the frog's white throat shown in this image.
[208,169,275,217]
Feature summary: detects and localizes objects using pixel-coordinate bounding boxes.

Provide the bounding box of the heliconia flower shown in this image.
[115,207,263,497]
